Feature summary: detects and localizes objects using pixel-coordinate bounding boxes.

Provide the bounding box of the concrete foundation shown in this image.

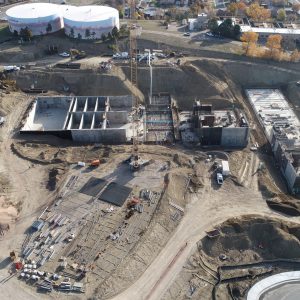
[21,95,133,144]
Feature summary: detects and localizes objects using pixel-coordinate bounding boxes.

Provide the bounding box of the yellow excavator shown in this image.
[69,49,87,60]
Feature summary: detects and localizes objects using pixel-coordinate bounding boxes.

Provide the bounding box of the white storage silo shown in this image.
[6,3,63,36]
[63,6,119,40]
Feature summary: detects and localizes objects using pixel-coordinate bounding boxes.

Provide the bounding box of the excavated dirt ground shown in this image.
[163,216,300,300]
[0,53,299,299]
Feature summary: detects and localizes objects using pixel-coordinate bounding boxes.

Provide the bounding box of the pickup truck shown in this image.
[216,173,223,185]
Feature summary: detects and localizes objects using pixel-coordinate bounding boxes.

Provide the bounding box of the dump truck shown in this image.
[90,159,100,167]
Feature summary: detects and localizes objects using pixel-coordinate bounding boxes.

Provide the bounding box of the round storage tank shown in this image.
[63,6,119,40]
[6,3,63,36]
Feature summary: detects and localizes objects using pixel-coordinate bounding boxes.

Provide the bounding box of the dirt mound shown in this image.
[46,167,66,191]
[266,199,300,216]
[201,216,300,261]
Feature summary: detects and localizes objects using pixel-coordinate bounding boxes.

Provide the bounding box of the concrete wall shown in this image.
[109,96,132,109]
[71,129,126,144]
[221,127,249,147]
[107,111,128,124]
[36,97,72,110]
[284,161,297,192]
[22,101,38,131]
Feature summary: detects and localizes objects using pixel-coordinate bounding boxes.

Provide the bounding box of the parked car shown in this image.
[113,52,129,59]
[183,32,191,36]
[0,116,5,126]
[59,52,70,58]
[205,32,214,37]
[216,173,223,185]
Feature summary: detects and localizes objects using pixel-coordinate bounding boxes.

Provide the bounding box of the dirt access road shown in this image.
[111,175,300,300]
[0,93,54,300]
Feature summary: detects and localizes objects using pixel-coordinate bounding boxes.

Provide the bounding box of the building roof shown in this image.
[241,25,300,35]
[246,89,300,147]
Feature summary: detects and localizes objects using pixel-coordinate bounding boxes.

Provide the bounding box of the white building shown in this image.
[241,25,300,42]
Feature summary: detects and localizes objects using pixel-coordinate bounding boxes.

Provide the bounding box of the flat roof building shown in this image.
[192,101,249,148]
[246,89,300,194]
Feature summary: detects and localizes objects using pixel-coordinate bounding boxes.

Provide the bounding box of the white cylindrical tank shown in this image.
[6,3,63,36]
[63,6,119,40]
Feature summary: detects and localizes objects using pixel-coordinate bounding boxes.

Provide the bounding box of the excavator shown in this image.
[69,49,87,60]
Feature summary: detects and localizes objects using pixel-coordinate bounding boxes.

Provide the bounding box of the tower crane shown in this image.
[129,0,140,171]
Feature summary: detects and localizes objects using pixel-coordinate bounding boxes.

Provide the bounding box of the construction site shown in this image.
[0,3,300,300]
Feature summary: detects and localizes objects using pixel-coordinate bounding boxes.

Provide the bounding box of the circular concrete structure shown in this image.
[63,6,119,39]
[247,271,300,300]
[6,3,63,36]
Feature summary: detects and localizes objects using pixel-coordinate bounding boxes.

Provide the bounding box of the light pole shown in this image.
[147,49,153,104]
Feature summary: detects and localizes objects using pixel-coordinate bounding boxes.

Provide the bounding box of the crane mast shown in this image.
[129,0,140,170]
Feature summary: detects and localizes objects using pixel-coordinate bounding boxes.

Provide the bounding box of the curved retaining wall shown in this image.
[247,271,300,300]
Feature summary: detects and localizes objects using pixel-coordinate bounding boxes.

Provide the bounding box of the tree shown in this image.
[287,13,297,22]
[246,3,271,21]
[233,24,241,37]
[46,23,52,34]
[240,31,259,55]
[208,18,219,34]
[266,34,282,58]
[112,26,120,39]
[85,28,91,38]
[227,2,246,16]
[292,3,300,13]
[290,49,300,62]
[218,18,233,38]
[107,32,112,40]
[277,9,286,21]
[70,28,74,38]
[13,30,18,37]
[77,33,82,40]
[20,27,32,41]
[101,33,106,42]
[91,32,96,39]
[190,0,202,16]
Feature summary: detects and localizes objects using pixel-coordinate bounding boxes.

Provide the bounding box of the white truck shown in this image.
[4,65,20,72]
[221,160,230,176]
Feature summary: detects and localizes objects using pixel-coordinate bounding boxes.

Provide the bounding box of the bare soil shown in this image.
[163,215,300,300]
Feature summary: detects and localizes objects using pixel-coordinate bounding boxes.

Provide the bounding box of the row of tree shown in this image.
[208,18,241,39]
[68,26,120,41]
[241,32,300,62]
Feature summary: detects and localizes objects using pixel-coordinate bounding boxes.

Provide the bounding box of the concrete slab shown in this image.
[247,271,300,300]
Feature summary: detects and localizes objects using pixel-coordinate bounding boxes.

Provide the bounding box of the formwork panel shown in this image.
[98,182,132,207]
[79,177,107,197]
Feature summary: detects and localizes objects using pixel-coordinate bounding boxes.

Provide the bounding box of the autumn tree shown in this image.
[240,31,259,55]
[227,2,247,16]
[290,49,300,62]
[277,8,286,21]
[246,3,271,21]
[190,0,202,17]
[266,34,282,58]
